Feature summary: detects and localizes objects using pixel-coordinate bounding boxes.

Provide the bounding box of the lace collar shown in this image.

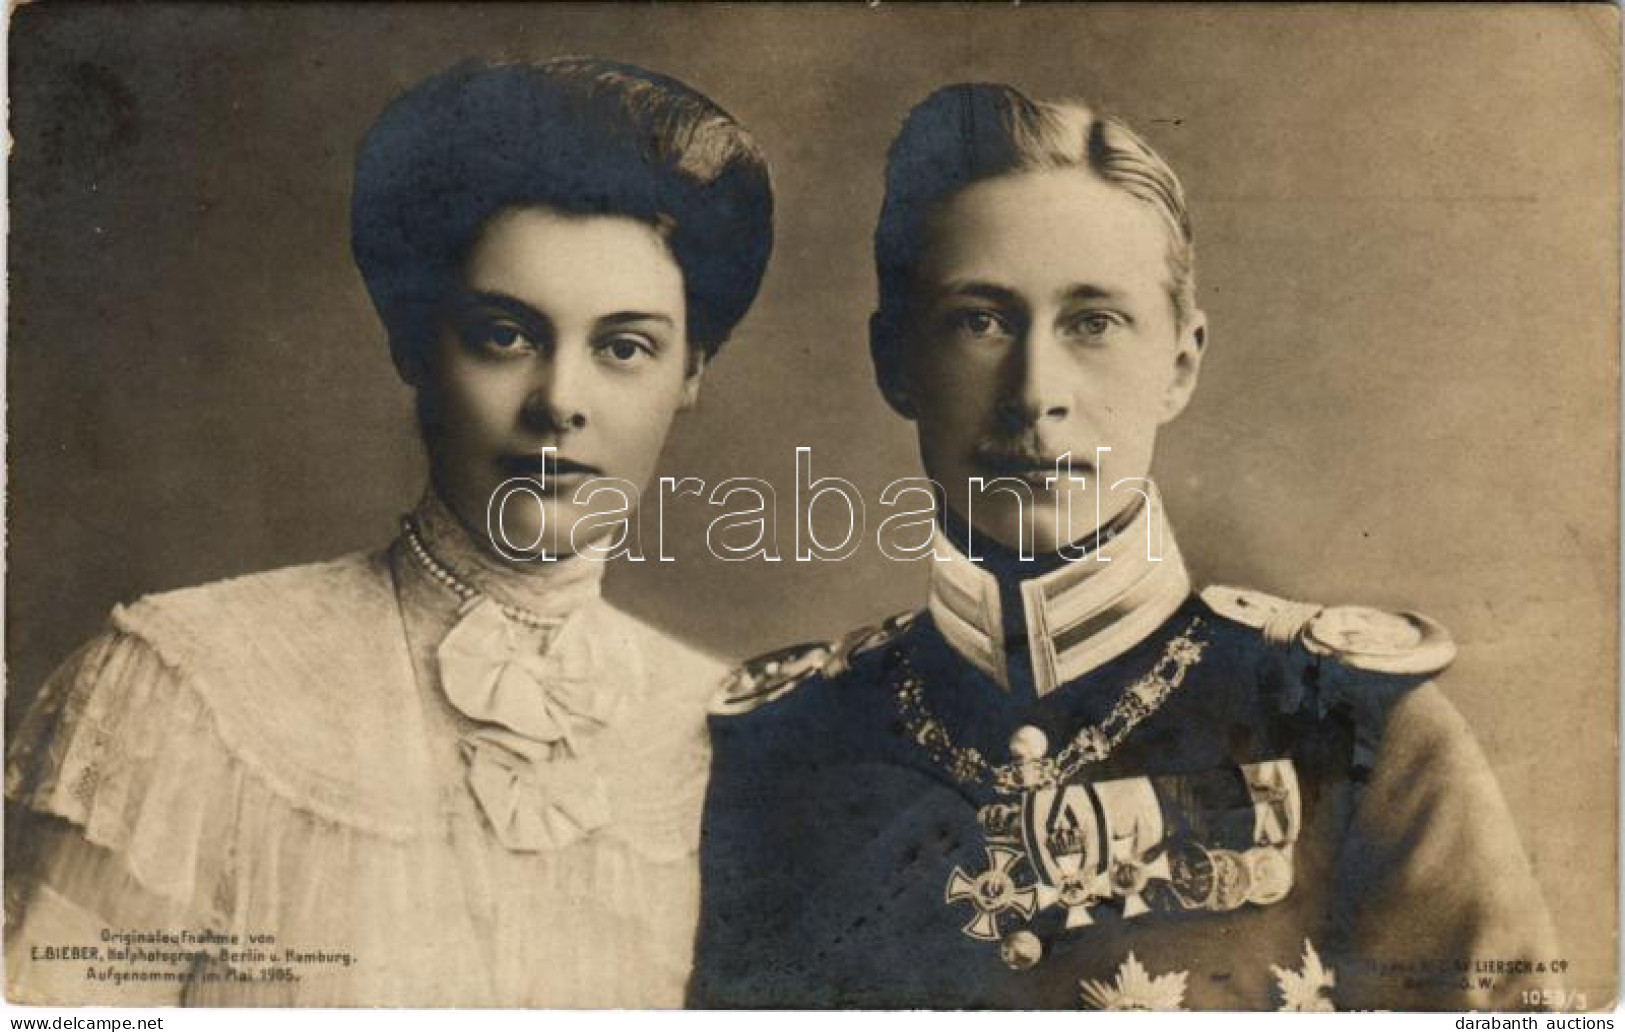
[400,489,626,852]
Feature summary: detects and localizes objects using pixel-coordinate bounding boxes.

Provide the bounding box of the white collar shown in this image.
[926,483,1191,696]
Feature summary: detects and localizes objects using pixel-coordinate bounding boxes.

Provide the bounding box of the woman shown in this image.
[5,57,774,1007]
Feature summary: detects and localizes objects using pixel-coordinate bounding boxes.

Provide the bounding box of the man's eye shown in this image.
[948,309,1010,338]
[1069,312,1122,338]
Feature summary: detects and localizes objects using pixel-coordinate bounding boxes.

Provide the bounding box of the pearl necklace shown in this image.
[400,516,556,630]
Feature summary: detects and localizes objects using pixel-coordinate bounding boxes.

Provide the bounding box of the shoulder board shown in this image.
[1200,585,1317,636]
[707,610,922,718]
[709,641,834,717]
[819,609,921,679]
[1201,584,1455,677]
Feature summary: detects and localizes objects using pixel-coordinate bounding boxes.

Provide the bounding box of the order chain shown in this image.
[400,516,556,631]
[891,616,1209,794]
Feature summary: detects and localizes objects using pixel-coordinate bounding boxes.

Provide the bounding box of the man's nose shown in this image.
[995,325,1070,432]
[520,346,591,433]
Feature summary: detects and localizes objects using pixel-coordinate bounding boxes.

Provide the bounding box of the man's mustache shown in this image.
[972,437,1095,476]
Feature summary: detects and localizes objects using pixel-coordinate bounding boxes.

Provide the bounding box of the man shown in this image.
[690,84,1558,1010]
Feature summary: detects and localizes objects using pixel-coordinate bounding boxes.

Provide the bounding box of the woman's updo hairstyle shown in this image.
[351,57,775,368]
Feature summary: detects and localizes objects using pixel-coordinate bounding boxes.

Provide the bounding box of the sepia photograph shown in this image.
[3,2,1618,1014]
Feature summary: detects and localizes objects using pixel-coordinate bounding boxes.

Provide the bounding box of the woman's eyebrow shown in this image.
[597,311,677,330]
[456,290,550,328]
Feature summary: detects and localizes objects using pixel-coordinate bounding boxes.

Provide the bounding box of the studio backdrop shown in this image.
[7,2,1618,1006]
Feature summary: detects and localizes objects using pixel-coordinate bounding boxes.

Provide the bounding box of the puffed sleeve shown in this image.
[1325,682,1561,1011]
[5,625,247,1004]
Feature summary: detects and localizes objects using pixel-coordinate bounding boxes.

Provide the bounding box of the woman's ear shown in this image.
[679,350,708,411]
[1159,310,1207,424]
[869,310,916,420]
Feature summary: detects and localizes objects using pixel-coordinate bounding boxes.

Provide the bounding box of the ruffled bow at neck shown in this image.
[460,727,612,854]
[438,596,622,852]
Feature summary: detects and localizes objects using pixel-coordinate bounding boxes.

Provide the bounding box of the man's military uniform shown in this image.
[691,494,1557,1010]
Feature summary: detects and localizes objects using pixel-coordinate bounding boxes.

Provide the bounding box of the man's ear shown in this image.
[1159,310,1207,424]
[869,310,916,420]
[680,350,708,411]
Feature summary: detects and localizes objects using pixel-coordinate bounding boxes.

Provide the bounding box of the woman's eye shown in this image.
[598,336,654,363]
[465,322,535,355]
[948,309,1010,339]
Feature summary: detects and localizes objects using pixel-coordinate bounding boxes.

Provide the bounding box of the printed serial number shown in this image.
[1523,988,1589,1010]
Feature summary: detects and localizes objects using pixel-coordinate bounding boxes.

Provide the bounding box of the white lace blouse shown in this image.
[5,494,727,1007]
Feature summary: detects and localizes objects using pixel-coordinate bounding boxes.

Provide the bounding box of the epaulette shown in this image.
[708,610,920,718]
[1201,586,1456,772]
[1200,585,1456,677]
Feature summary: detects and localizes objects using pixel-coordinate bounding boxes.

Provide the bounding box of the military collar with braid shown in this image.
[927,483,1192,697]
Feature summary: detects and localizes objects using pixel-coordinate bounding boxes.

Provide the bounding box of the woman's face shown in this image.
[421,205,702,559]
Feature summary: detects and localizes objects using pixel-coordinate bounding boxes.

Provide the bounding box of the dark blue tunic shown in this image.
[691,594,1558,1010]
